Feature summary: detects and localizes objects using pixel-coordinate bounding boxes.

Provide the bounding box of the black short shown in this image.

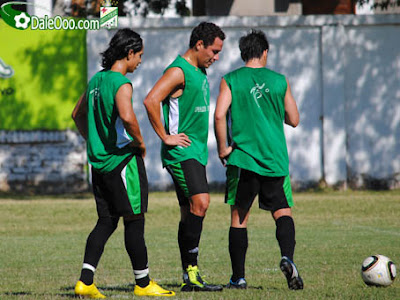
[92,155,148,218]
[225,166,294,212]
[166,159,209,206]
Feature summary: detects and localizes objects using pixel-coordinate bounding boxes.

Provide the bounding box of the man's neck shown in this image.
[245,58,266,68]
[182,49,198,68]
[111,60,127,75]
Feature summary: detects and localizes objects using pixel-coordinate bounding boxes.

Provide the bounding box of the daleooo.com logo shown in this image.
[0,1,100,30]
[30,15,99,30]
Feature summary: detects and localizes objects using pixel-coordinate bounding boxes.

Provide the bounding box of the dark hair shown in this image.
[101,28,143,70]
[189,22,225,48]
[239,29,269,62]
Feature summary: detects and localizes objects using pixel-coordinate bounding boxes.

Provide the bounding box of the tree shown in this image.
[356,0,400,10]
[64,0,190,18]
[60,0,400,17]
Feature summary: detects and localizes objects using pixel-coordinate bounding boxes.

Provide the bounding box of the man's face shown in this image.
[128,45,144,73]
[198,37,224,68]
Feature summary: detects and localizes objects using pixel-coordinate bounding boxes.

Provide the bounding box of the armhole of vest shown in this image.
[282,75,288,108]
[115,79,132,98]
[169,65,185,79]
[223,75,232,92]
[166,65,186,97]
[283,75,288,92]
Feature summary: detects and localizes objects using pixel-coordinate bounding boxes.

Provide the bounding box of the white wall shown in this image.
[87,14,400,189]
[27,0,53,17]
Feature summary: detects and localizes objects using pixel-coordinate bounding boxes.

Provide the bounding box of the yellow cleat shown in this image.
[74,280,106,299]
[134,280,175,297]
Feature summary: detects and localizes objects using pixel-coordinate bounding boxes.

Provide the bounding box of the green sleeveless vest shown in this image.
[161,55,210,167]
[224,67,289,176]
[86,70,134,173]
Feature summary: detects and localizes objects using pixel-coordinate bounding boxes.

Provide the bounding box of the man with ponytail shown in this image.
[144,22,225,292]
[72,28,175,298]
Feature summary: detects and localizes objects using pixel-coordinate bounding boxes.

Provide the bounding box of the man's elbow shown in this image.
[71,109,80,120]
[291,117,299,128]
[120,113,133,126]
[143,97,150,110]
[143,95,155,112]
[214,111,226,123]
[285,111,299,128]
[285,116,299,128]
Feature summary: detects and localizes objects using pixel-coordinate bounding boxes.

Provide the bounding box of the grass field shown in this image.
[0,190,399,299]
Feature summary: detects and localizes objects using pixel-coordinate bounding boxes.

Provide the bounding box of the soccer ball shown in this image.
[361,255,396,286]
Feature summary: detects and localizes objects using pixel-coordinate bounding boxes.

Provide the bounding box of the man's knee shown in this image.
[272,208,292,221]
[97,216,119,231]
[123,213,145,224]
[231,206,250,228]
[190,193,209,216]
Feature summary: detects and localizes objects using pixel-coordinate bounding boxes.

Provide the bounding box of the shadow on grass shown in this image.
[158,283,264,290]
[100,284,135,292]
[56,294,77,298]
[0,192,92,200]
[60,282,264,294]
[3,292,33,296]
[3,291,78,298]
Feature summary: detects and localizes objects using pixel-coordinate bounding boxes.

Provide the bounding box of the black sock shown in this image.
[80,269,94,286]
[80,217,119,285]
[124,217,150,288]
[178,213,204,270]
[275,216,296,261]
[229,227,248,282]
[178,221,187,270]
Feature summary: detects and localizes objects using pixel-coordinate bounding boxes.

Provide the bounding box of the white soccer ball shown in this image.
[361,255,396,286]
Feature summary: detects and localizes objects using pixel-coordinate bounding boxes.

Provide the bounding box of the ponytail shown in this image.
[101,28,143,70]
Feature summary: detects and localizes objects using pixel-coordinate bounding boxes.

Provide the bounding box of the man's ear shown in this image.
[127,49,134,60]
[195,40,204,51]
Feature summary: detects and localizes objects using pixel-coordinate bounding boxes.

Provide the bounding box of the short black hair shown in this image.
[101,28,143,70]
[189,22,225,48]
[239,29,269,62]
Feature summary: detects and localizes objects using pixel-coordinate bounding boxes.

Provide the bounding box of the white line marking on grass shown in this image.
[264,268,279,273]
[354,225,400,237]
[333,222,400,237]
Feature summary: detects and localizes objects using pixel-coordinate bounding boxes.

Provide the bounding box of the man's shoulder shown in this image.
[89,70,104,81]
[106,72,132,90]
[265,68,286,80]
[108,70,129,81]
[224,66,246,77]
[90,70,127,81]
[88,70,131,93]
[165,55,183,69]
[163,56,185,77]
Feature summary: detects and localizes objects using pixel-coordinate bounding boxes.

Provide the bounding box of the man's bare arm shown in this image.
[72,92,88,140]
[284,78,299,128]
[144,67,191,147]
[214,78,233,166]
[115,83,146,157]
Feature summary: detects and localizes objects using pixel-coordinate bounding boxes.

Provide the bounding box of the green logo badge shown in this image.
[100,6,118,29]
[0,2,31,30]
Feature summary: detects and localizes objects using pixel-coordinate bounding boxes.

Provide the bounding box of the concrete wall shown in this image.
[1,14,399,193]
[86,14,400,190]
[0,130,87,193]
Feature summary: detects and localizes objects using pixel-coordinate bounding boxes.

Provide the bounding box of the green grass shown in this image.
[0,190,399,299]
